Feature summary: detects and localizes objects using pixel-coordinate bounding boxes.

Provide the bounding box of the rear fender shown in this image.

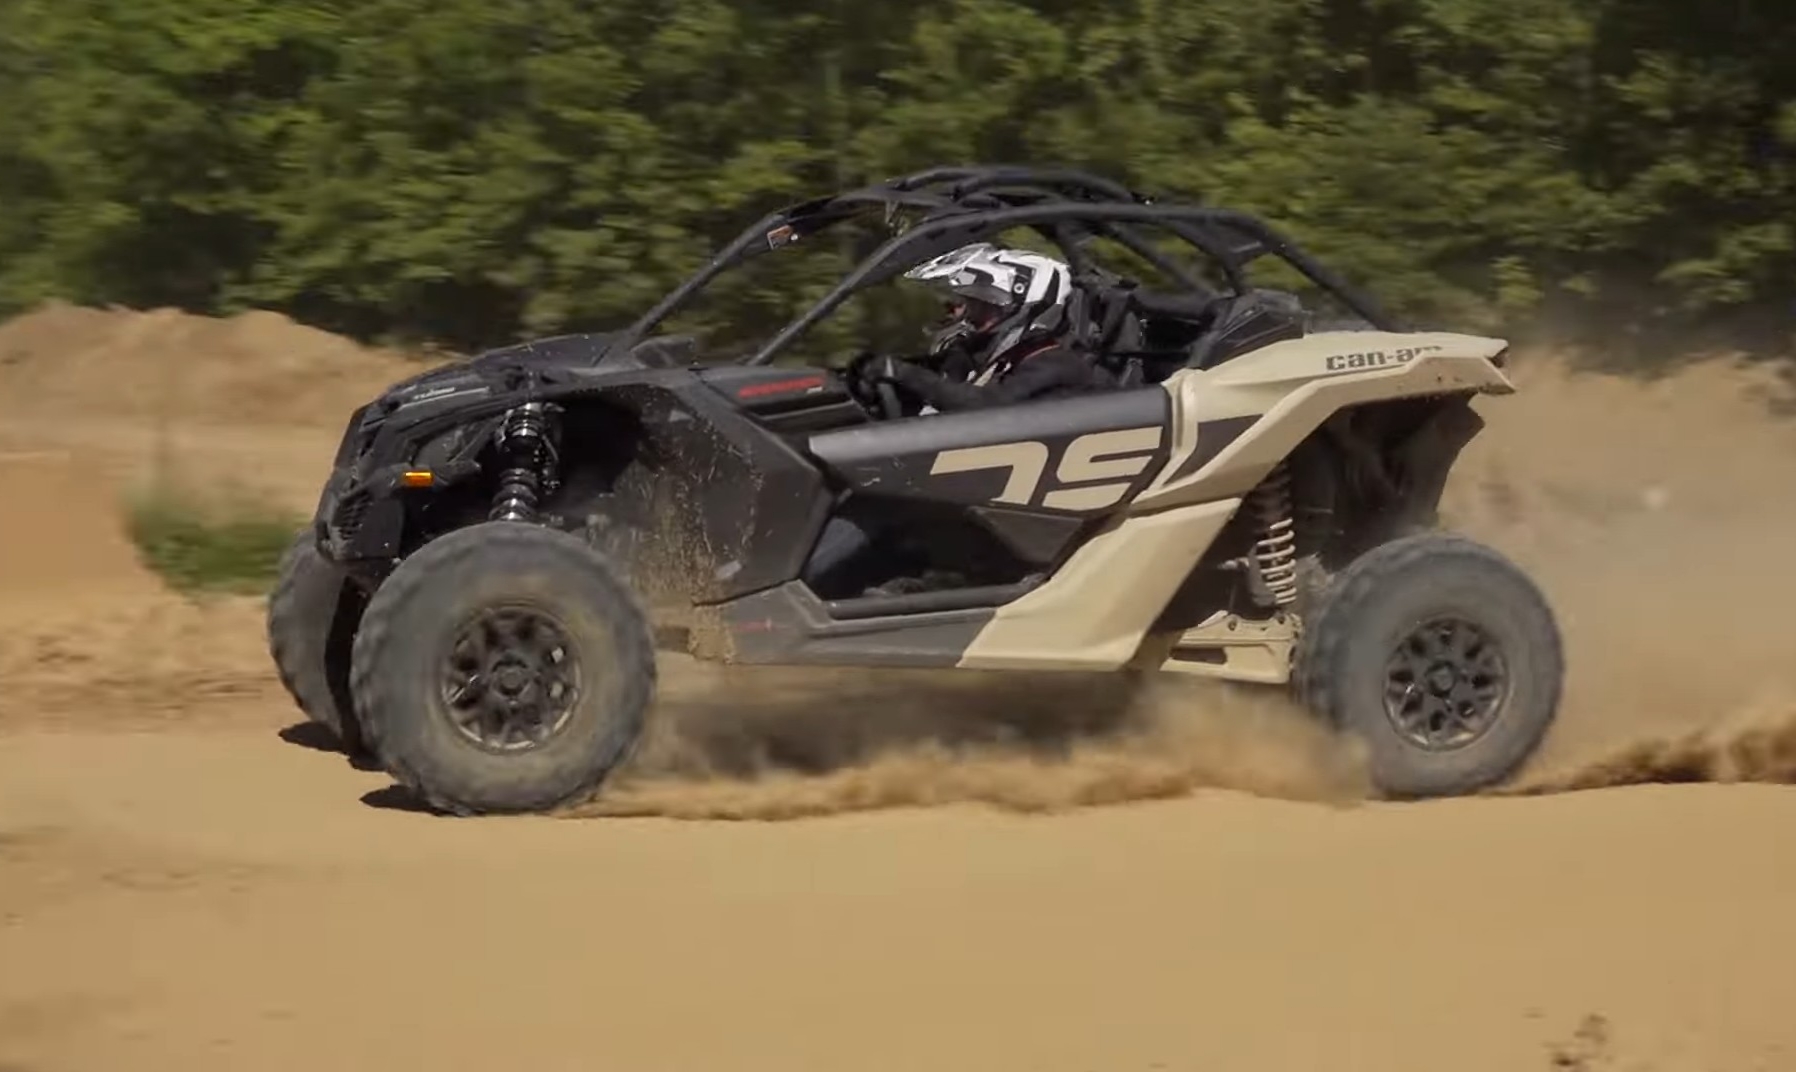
[1380,393,1486,536]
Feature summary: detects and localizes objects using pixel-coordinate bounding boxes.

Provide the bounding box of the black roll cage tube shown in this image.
[609,166,1398,367]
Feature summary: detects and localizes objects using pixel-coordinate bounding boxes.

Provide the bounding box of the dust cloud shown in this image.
[1445,353,1796,795]
[571,669,1371,820]
[1504,703,1796,795]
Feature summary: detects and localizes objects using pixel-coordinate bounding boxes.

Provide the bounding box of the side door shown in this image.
[805,386,1174,565]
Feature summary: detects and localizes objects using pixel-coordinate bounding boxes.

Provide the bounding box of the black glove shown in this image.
[841,351,879,398]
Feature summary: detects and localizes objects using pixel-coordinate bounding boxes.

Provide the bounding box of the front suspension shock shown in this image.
[489,403,559,523]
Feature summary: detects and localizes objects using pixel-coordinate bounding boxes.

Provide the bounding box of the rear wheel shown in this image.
[1293,532,1562,798]
[350,522,656,816]
[266,530,368,755]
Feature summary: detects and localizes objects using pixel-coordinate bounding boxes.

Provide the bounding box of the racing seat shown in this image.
[1081,281,1308,386]
[1079,281,1214,386]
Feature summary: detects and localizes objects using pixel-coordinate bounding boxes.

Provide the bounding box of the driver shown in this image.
[854,242,1115,411]
[806,244,1114,598]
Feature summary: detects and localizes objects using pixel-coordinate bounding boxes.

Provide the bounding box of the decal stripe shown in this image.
[737,375,826,399]
[930,441,1051,505]
[1162,415,1259,486]
[1041,483,1133,511]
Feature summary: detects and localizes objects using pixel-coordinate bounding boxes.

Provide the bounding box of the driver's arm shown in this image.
[886,347,1098,412]
[904,339,978,380]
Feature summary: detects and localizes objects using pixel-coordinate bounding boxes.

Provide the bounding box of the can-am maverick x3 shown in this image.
[268,165,1562,815]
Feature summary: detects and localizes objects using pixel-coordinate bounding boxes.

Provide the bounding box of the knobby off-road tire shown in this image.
[350,522,656,816]
[266,530,369,755]
[1293,532,1563,798]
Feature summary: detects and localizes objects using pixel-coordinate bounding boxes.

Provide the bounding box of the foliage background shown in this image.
[1,0,1791,365]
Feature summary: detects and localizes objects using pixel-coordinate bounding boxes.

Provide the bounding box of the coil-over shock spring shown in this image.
[489,402,558,523]
[1247,462,1299,607]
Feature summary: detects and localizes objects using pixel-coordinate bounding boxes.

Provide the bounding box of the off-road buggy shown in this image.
[268,165,1563,816]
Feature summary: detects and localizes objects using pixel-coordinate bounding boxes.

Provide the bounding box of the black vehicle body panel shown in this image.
[807,387,1169,509]
[313,341,846,606]
[805,387,1171,569]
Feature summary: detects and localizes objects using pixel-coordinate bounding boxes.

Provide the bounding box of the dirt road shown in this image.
[2,306,1793,1071]
[4,719,1794,1072]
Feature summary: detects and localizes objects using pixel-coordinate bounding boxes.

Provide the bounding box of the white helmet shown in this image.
[903,242,1074,363]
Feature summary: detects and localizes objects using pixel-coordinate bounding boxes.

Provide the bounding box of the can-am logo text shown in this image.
[1324,344,1443,372]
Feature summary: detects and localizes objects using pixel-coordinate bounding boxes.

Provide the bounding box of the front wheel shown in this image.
[350,522,657,816]
[1292,532,1563,798]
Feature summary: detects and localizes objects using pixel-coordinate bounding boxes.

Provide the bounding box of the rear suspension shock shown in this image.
[489,403,560,523]
[1246,462,1299,607]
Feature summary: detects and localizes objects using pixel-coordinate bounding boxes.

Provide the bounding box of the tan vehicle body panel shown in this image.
[958,331,1514,677]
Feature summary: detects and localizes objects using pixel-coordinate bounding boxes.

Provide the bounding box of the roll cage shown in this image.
[610,165,1400,367]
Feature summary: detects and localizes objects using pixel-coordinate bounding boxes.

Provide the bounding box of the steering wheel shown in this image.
[874,381,905,421]
[845,352,909,420]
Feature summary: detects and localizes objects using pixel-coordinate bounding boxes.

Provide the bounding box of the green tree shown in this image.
[0,0,1788,359]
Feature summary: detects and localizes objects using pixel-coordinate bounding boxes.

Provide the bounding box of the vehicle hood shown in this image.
[374,331,624,408]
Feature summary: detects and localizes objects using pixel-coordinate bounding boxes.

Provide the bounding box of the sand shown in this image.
[0,304,1792,1071]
